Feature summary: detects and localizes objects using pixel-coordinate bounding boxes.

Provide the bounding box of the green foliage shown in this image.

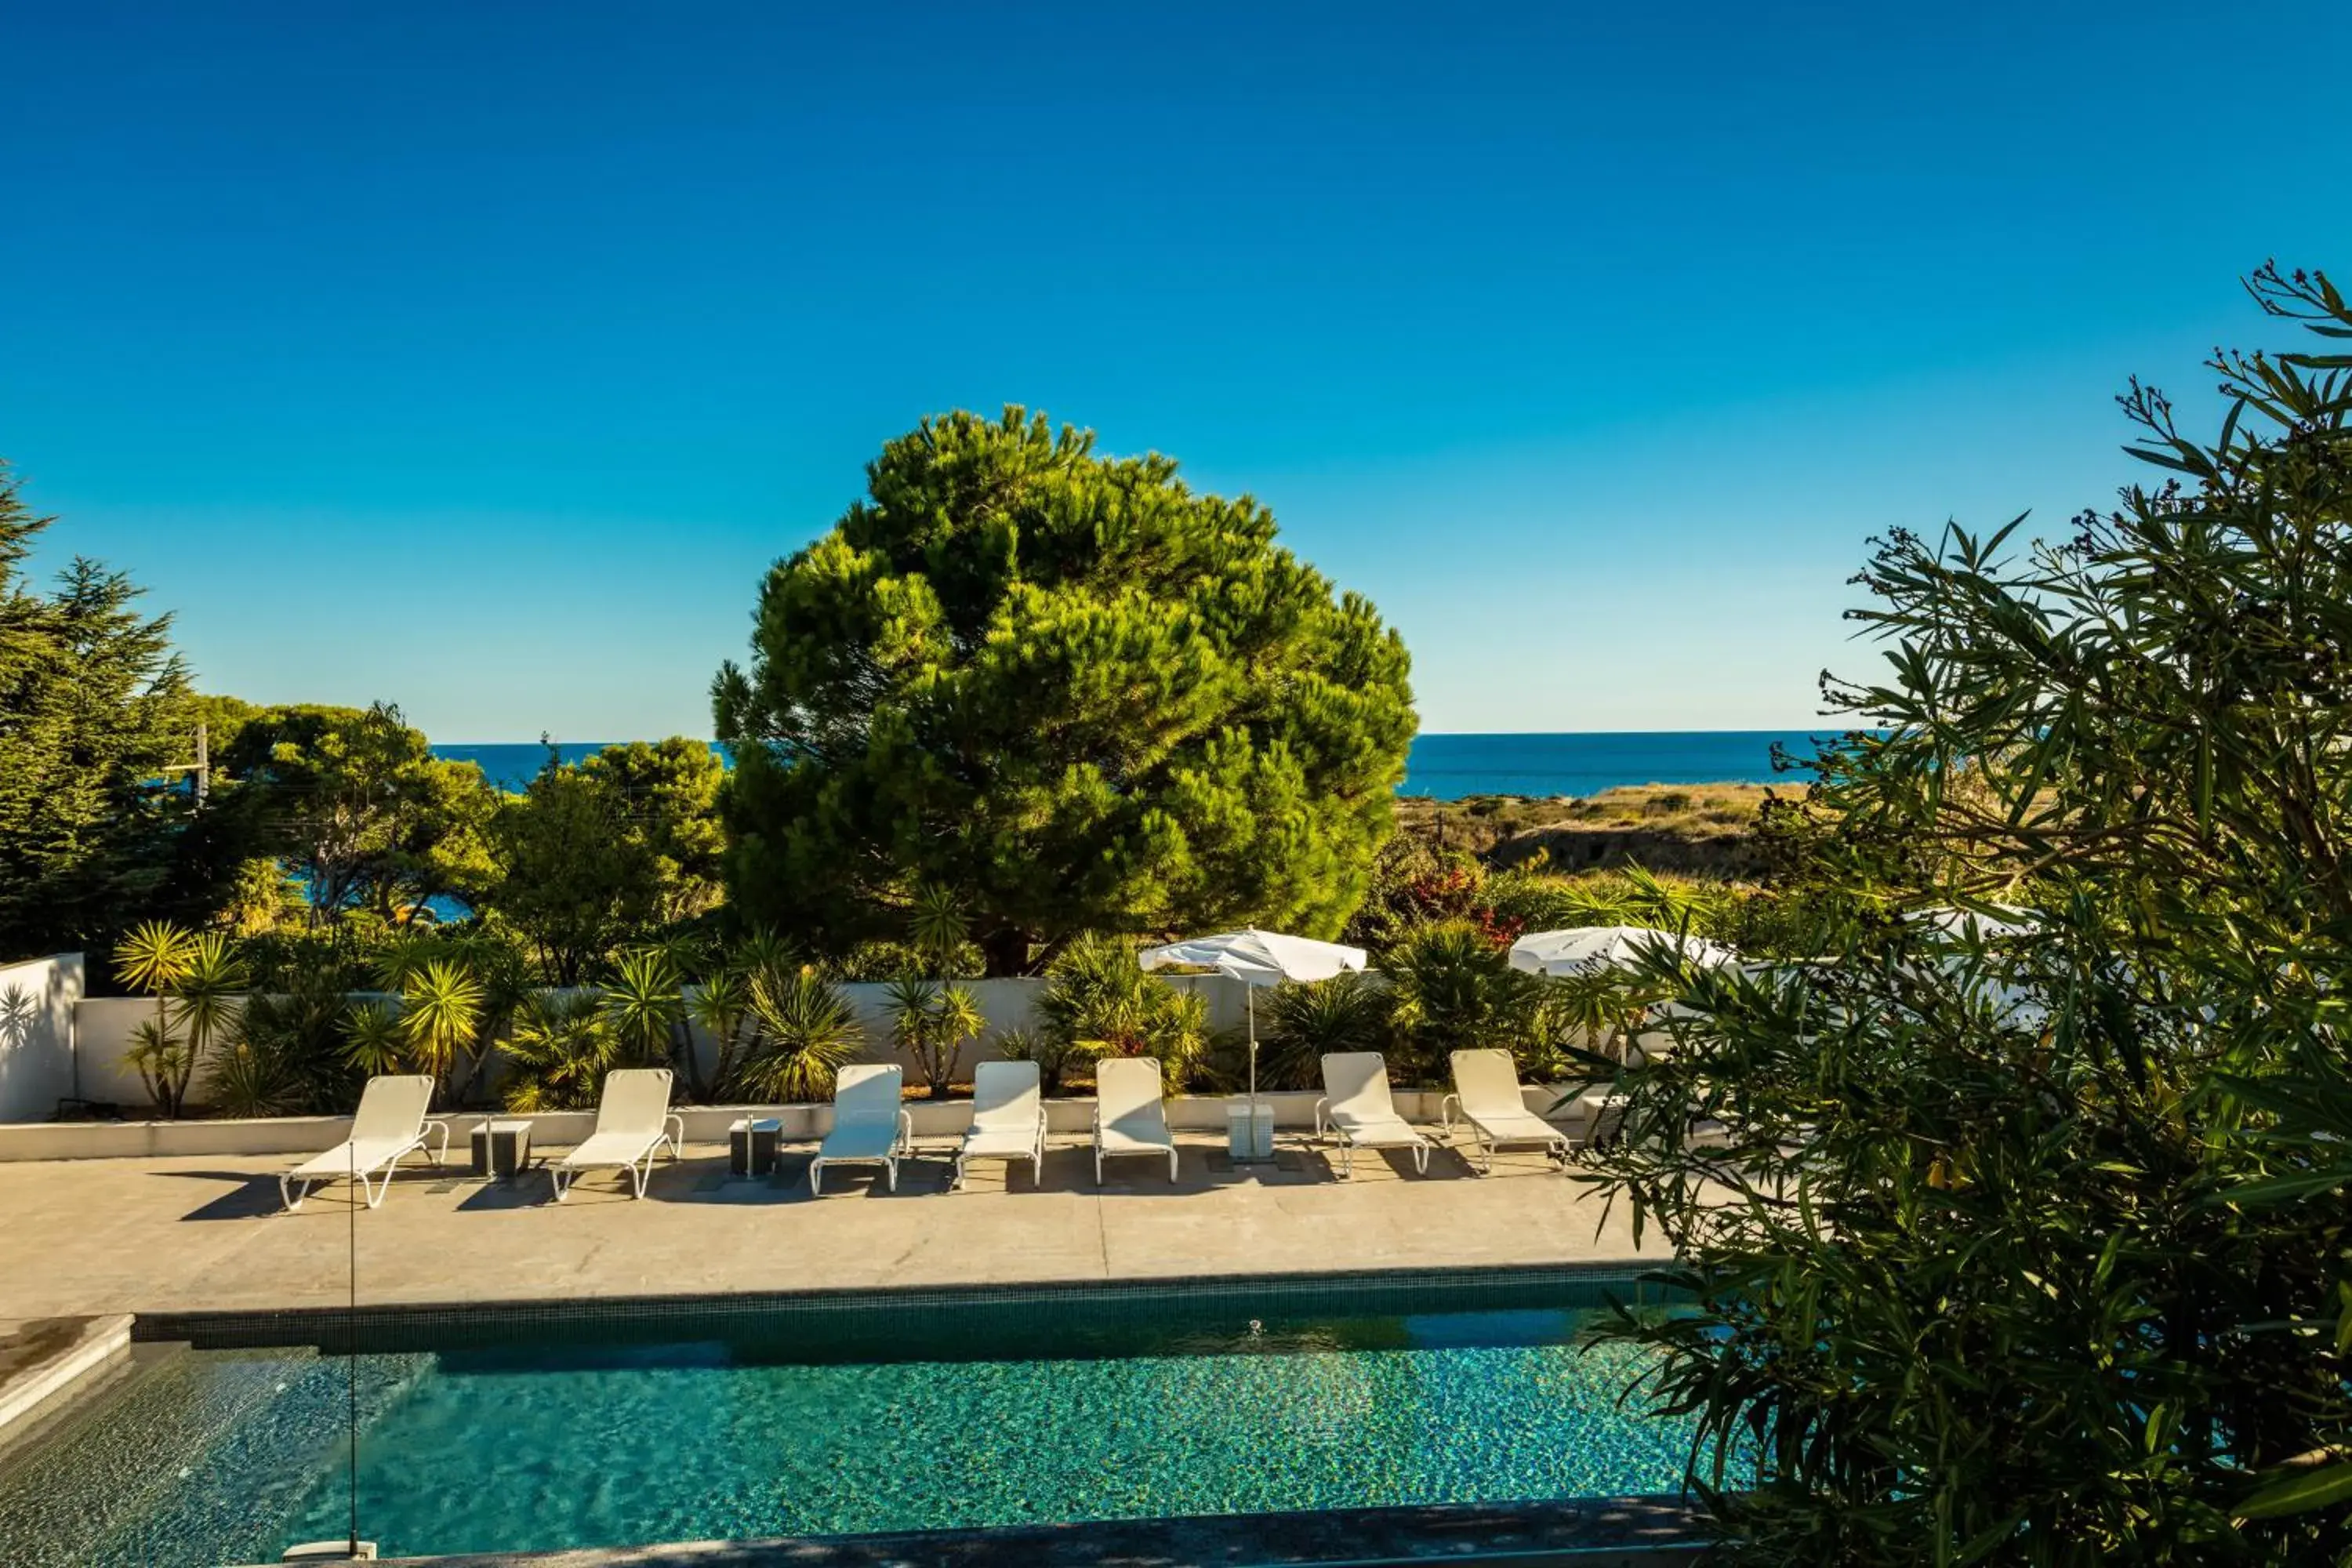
[884,977,987,1097]
[1259,971,1393,1090]
[339,1000,404,1076]
[1033,932,1208,1091]
[686,964,756,1095]
[712,407,1417,974]
[731,967,864,1102]
[0,465,209,958]
[498,990,619,1112]
[111,920,236,1116]
[602,947,688,1081]
[1381,919,1552,1083]
[1584,263,2352,1563]
[390,957,481,1093]
[577,739,728,927]
[213,945,366,1116]
[481,739,723,985]
[215,701,498,926]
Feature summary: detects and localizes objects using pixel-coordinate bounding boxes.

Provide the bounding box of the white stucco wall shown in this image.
[0,954,86,1123]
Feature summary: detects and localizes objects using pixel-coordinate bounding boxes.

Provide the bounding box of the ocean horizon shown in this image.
[434,730,1841,802]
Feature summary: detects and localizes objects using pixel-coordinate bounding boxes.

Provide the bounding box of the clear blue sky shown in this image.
[5,2,2347,741]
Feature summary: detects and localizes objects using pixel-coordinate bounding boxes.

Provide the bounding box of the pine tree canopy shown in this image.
[712,408,1417,974]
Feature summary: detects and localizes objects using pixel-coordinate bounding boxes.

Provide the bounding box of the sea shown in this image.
[436,730,1838,802]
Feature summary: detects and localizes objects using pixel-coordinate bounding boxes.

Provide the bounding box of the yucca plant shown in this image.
[884,977,987,1097]
[339,1000,406,1076]
[122,1017,194,1119]
[221,958,362,1116]
[688,964,755,1095]
[396,957,482,1095]
[603,947,688,1083]
[114,920,196,1115]
[732,966,862,1102]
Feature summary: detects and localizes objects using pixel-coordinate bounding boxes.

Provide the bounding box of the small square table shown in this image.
[730,1117,783,1178]
[469,1119,533,1179]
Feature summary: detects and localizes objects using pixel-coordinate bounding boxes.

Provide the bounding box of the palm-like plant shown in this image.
[884,977,986,1097]
[169,933,248,1111]
[733,966,862,1102]
[1261,971,1393,1090]
[688,964,755,1094]
[499,990,619,1112]
[906,883,967,971]
[220,958,361,1116]
[339,1000,406,1076]
[603,947,687,1080]
[396,957,482,1094]
[1036,934,1208,1090]
[114,920,195,1113]
[122,1017,193,1119]
[1384,919,1548,1083]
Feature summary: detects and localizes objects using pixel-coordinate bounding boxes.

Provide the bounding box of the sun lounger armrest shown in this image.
[1438,1094,1461,1134]
[664,1112,686,1151]
[421,1119,452,1163]
[1312,1097,1330,1138]
[896,1108,913,1155]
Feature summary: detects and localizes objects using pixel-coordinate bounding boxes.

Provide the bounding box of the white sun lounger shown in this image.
[1441,1048,1571,1174]
[956,1059,1047,1189]
[1315,1052,1432,1178]
[550,1068,684,1201]
[281,1075,448,1211]
[1093,1057,1178,1185]
[810,1064,913,1195]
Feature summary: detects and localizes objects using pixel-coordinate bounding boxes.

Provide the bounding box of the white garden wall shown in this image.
[57,974,1264,1117]
[0,955,85,1123]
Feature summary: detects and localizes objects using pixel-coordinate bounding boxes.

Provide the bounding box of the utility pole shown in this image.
[164,720,209,804]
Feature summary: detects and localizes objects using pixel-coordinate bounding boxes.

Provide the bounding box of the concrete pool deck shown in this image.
[0,1131,1665,1320]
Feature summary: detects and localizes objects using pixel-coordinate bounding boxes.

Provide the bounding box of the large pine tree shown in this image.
[0,463,202,956]
[713,408,1417,974]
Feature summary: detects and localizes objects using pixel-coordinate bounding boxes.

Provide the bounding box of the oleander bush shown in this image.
[1583,262,2352,1563]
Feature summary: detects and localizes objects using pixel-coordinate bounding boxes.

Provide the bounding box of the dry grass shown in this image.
[1393,782,1785,875]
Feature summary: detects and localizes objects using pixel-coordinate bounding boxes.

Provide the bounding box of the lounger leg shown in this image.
[810,1160,826,1196]
[362,1169,388,1208]
[551,1167,568,1203]
[952,1153,967,1190]
[885,1156,898,1193]
[1167,1148,1178,1183]
[281,1173,305,1212]
[1414,1144,1429,1176]
[1094,1150,1103,1186]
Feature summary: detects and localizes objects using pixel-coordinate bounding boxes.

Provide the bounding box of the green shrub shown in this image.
[731,967,864,1102]
[1260,972,1393,1089]
[1035,934,1208,1091]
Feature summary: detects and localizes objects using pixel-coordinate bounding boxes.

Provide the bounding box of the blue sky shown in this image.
[5,2,2347,740]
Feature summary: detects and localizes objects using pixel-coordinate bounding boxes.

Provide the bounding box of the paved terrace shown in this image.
[0,1131,1663,1319]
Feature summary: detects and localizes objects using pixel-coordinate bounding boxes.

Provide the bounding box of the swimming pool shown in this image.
[0,1272,1700,1566]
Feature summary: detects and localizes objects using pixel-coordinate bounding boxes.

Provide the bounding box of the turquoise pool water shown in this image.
[0,1279,1697,1566]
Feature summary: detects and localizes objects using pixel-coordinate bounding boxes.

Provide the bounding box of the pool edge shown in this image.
[133,1259,1678,1348]
[233,1494,1714,1566]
